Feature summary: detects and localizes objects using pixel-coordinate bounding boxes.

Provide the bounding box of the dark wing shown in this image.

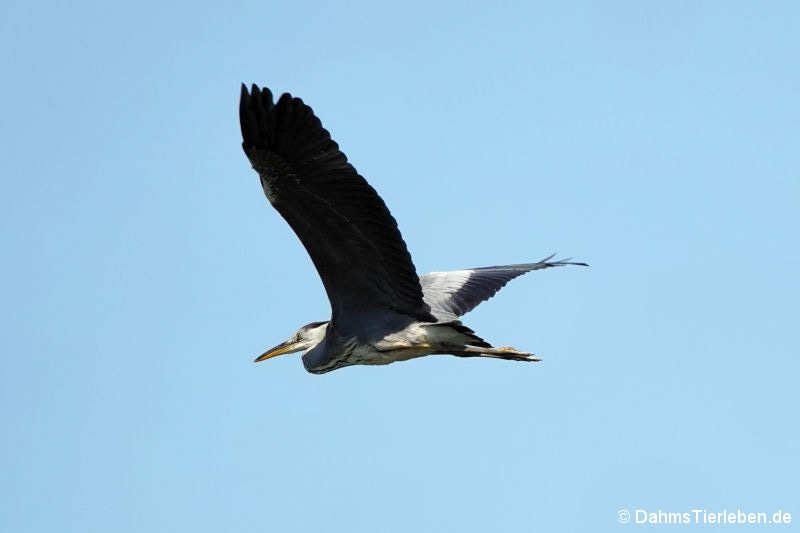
[420,255,588,321]
[239,84,435,328]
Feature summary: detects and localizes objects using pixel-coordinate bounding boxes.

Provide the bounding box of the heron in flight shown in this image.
[240,84,586,374]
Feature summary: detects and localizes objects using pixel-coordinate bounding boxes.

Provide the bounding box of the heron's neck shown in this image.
[304,321,329,349]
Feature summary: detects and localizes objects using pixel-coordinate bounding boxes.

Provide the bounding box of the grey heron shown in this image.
[240,84,586,374]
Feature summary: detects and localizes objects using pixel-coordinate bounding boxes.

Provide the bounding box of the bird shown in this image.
[239,84,586,374]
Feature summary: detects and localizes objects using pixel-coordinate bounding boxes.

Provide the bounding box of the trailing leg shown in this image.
[447,345,542,362]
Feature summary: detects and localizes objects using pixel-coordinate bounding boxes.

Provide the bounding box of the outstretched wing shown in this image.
[420,255,588,321]
[239,84,434,328]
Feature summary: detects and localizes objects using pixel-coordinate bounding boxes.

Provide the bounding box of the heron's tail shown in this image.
[426,321,490,347]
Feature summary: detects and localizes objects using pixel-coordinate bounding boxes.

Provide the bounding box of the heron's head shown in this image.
[254,321,329,362]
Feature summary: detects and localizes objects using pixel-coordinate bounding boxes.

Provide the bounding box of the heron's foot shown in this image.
[493,347,542,362]
[490,350,541,362]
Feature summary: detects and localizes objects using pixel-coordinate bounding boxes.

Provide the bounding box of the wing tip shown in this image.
[538,253,589,268]
[239,83,329,158]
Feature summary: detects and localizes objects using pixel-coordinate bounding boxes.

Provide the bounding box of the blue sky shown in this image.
[2,1,798,531]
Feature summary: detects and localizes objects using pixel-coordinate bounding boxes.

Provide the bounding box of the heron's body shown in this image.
[300,319,503,374]
[239,84,586,374]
